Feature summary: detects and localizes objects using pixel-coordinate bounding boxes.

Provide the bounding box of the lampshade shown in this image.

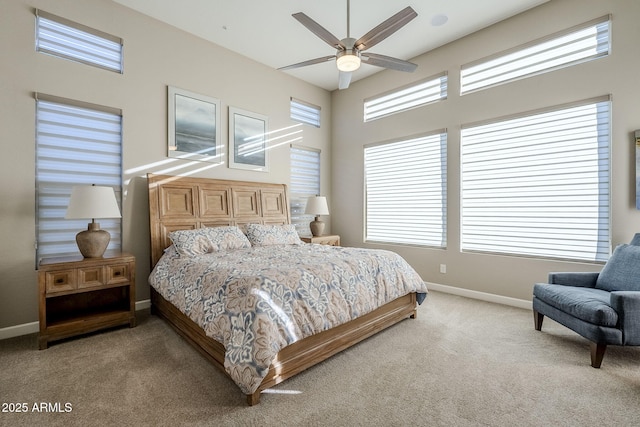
[65,185,121,220]
[65,185,121,258]
[305,196,330,216]
[336,53,361,72]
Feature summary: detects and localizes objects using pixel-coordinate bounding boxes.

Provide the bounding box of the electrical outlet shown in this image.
[439,264,446,274]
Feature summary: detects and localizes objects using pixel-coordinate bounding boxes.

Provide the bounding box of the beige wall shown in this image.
[0,0,331,328]
[331,0,640,302]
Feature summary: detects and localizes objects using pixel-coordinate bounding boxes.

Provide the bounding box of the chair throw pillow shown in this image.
[630,233,640,246]
[595,244,640,292]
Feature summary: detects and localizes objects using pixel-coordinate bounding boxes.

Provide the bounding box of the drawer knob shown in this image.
[114,271,122,276]
[55,278,64,284]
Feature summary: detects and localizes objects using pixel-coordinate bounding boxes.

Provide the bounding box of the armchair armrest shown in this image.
[548,272,599,288]
[611,291,640,345]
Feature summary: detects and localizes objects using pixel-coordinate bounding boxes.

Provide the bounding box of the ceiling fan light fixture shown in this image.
[336,51,361,72]
[283,5,418,88]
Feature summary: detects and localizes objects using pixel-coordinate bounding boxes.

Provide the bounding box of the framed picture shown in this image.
[168,86,222,164]
[229,107,269,172]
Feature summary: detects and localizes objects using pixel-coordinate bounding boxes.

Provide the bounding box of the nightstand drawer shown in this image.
[106,263,130,285]
[77,266,105,289]
[45,270,77,294]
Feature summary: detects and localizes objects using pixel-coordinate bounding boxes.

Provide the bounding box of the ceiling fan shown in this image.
[279,0,418,90]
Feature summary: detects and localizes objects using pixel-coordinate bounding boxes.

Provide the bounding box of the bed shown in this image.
[147,173,428,405]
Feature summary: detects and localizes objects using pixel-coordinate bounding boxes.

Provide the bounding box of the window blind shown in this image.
[36,9,124,73]
[36,95,123,261]
[365,132,447,247]
[290,145,321,236]
[364,73,448,122]
[461,16,610,94]
[461,97,610,262]
[290,98,321,128]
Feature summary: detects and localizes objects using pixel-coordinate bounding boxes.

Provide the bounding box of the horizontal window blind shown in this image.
[364,73,447,122]
[36,9,124,73]
[461,16,610,94]
[290,98,321,128]
[290,146,321,236]
[36,95,123,261]
[365,132,447,247]
[461,97,610,262]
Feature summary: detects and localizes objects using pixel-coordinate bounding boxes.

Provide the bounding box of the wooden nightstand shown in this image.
[38,251,136,349]
[300,235,341,246]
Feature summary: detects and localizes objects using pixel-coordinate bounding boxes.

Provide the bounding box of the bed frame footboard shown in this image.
[151,288,417,405]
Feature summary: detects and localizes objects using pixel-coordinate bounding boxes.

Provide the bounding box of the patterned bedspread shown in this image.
[148,243,428,395]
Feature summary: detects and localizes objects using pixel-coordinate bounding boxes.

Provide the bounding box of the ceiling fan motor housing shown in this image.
[336,37,361,71]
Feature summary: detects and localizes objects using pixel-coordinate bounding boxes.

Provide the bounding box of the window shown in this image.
[35,9,124,73]
[461,16,610,94]
[461,97,610,262]
[364,131,447,247]
[290,98,321,128]
[364,73,447,122]
[36,94,123,261]
[290,145,321,236]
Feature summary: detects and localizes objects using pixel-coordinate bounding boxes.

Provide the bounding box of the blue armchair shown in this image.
[532,234,640,368]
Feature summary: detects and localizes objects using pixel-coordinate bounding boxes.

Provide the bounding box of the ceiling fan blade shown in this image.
[338,71,352,90]
[361,52,417,72]
[355,6,417,51]
[278,55,336,71]
[292,12,345,50]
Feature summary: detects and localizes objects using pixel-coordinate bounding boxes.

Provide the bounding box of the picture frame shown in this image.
[228,106,269,172]
[167,86,222,164]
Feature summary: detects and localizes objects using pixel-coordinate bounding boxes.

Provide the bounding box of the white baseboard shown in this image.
[0,299,152,341]
[426,282,532,310]
[0,321,40,341]
[136,299,151,310]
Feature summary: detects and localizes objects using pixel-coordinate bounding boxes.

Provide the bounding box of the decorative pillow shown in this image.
[630,233,640,246]
[168,228,220,256]
[245,223,303,246]
[169,226,251,256]
[206,226,251,251]
[595,244,640,292]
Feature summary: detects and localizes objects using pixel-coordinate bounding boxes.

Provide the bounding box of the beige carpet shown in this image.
[1,291,639,427]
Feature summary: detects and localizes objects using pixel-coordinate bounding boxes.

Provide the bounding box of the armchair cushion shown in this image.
[595,244,640,292]
[533,284,618,327]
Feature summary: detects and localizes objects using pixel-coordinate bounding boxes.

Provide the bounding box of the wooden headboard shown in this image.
[147,173,291,267]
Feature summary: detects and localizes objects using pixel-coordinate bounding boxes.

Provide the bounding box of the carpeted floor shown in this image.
[1,291,639,427]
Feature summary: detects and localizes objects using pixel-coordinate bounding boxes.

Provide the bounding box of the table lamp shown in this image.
[305,196,330,237]
[65,185,121,258]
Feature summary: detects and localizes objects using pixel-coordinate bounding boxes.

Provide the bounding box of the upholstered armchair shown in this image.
[532,234,640,368]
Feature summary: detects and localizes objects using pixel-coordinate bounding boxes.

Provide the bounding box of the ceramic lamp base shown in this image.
[76,222,111,258]
[309,218,325,237]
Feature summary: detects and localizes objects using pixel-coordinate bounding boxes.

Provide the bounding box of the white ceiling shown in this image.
[113,0,548,91]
